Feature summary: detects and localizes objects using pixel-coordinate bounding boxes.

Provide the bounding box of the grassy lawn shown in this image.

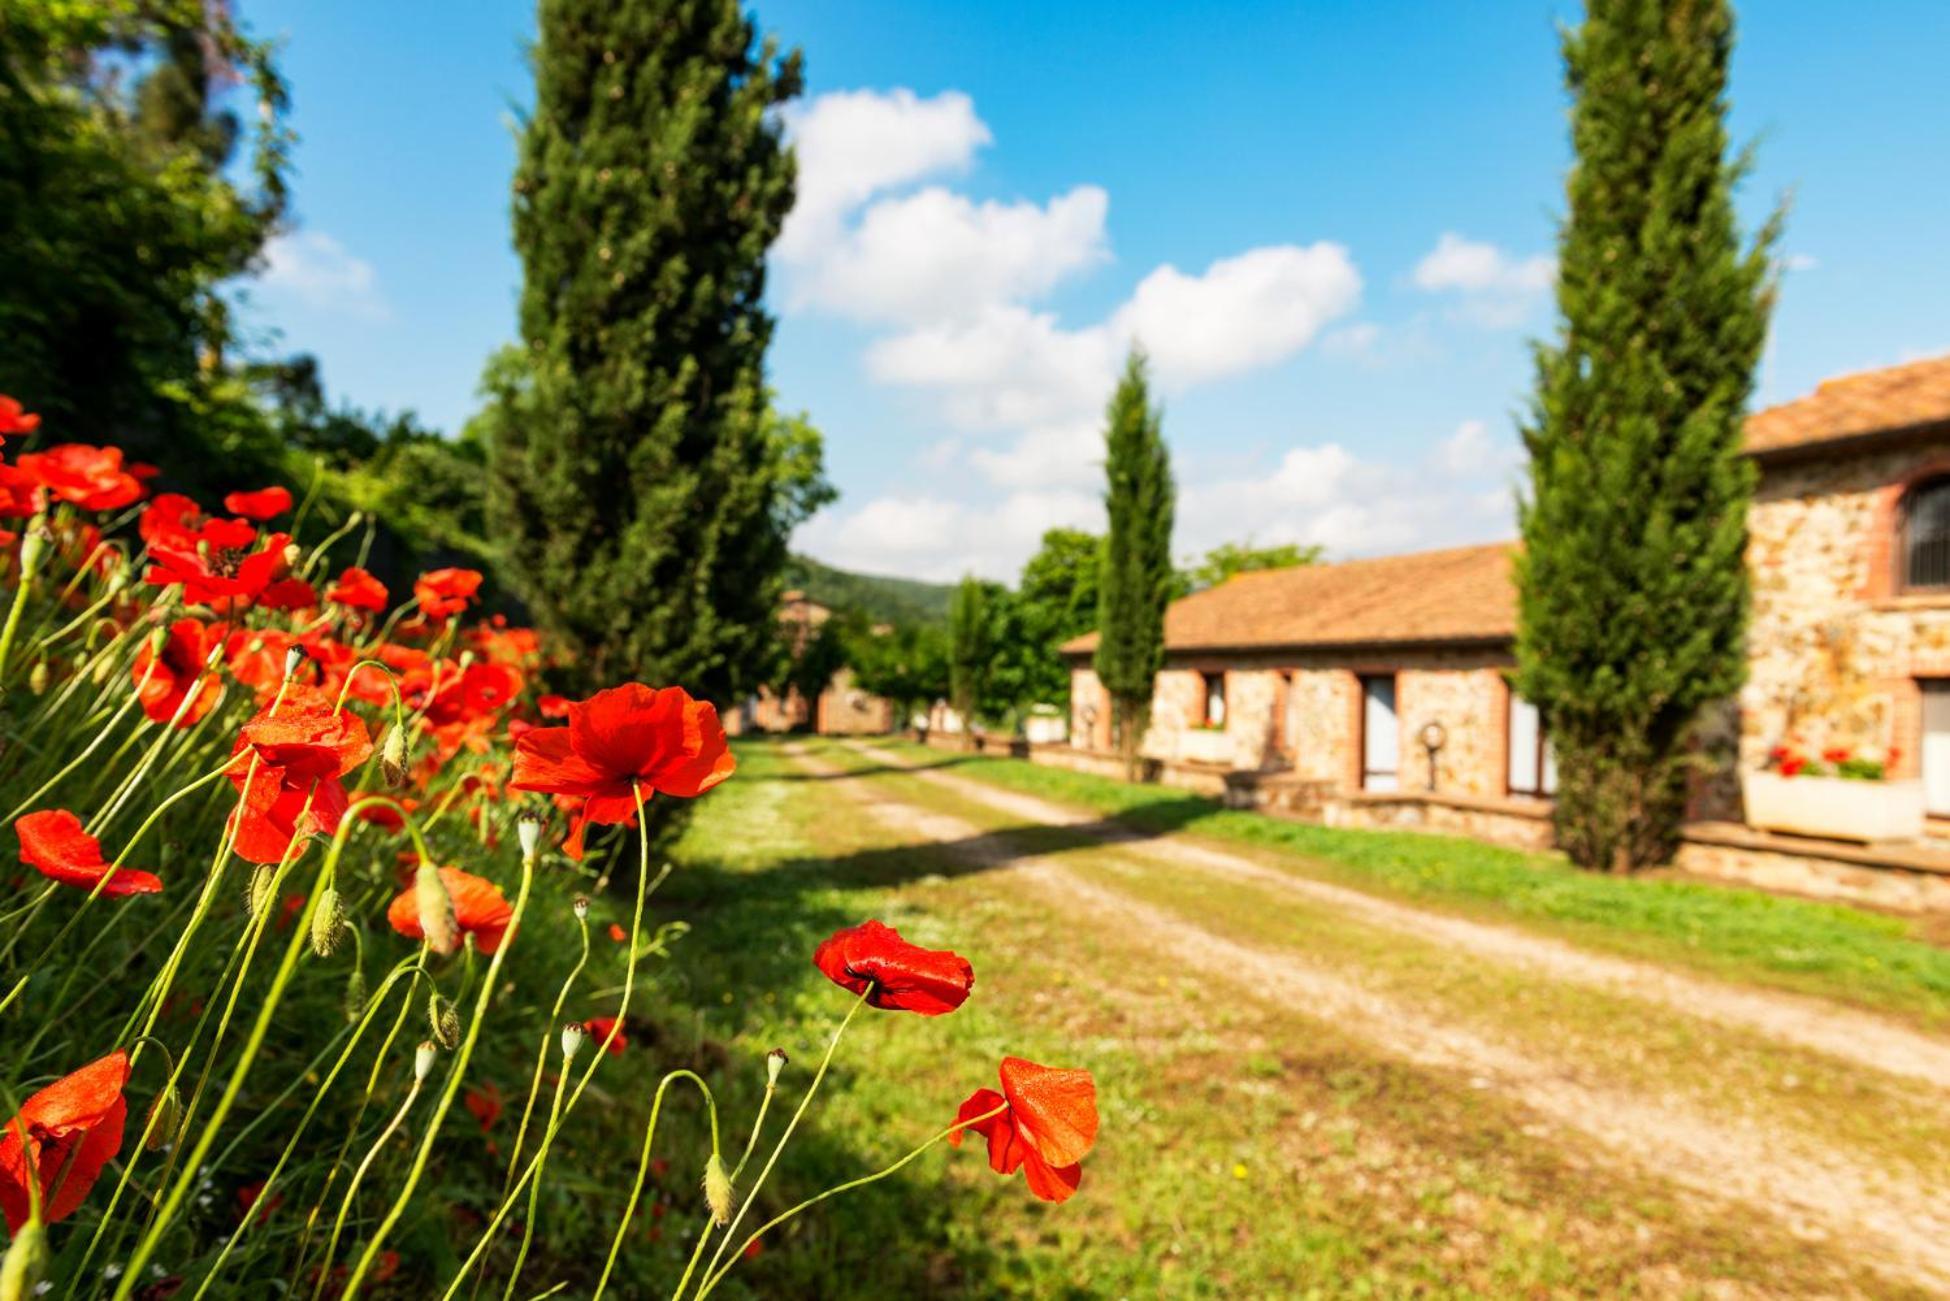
[593,737,1917,1297]
[868,738,1950,1026]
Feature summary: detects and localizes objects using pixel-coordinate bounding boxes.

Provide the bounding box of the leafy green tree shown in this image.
[1011,528,1102,708]
[1515,0,1778,871]
[484,0,819,700]
[948,576,998,739]
[846,622,950,730]
[1094,351,1175,776]
[1183,539,1322,593]
[0,1,292,487]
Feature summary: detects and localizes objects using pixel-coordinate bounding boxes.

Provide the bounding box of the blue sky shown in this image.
[238,0,1950,581]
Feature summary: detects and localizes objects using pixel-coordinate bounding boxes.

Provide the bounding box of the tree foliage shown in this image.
[947,576,997,732]
[1094,351,1175,771]
[845,622,950,726]
[1183,539,1322,593]
[484,0,824,700]
[1515,0,1778,871]
[1009,528,1102,709]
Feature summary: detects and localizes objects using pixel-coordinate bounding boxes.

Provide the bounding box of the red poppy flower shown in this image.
[132,618,224,727]
[463,1082,504,1134]
[607,922,628,944]
[15,810,162,897]
[146,530,293,610]
[237,1178,284,1225]
[139,493,209,548]
[352,794,417,832]
[325,566,389,612]
[258,577,318,612]
[15,445,144,512]
[538,694,571,720]
[0,1050,131,1230]
[949,1057,1099,1204]
[0,463,41,520]
[812,920,973,1015]
[584,1015,627,1055]
[509,684,735,859]
[224,686,373,865]
[385,866,516,953]
[223,486,293,520]
[413,567,483,619]
[0,395,40,439]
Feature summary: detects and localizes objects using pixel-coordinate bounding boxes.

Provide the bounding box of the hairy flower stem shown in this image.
[591,1070,719,1300]
[501,1049,580,1301]
[691,1103,1011,1300]
[316,1048,431,1298]
[694,987,871,1292]
[503,908,591,1200]
[0,653,157,825]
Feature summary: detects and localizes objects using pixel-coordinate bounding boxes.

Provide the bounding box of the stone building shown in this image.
[725,590,895,737]
[1059,355,1950,906]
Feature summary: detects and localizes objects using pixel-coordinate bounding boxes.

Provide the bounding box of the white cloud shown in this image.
[1113,243,1362,388]
[777,89,990,260]
[865,305,1119,433]
[791,184,1109,324]
[258,231,386,318]
[797,487,1100,582]
[1411,232,1553,328]
[1784,252,1819,273]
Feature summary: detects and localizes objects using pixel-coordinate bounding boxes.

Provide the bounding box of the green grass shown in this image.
[872,739,1950,1025]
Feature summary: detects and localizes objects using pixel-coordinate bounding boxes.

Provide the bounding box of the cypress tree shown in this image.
[487,0,806,700]
[1094,351,1175,778]
[1515,0,1778,871]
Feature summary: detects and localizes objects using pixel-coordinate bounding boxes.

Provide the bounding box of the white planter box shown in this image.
[1023,714,1068,745]
[1742,772,1925,843]
[1179,728,1234,767]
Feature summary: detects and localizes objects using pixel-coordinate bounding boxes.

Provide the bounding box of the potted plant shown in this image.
[1741,741,1923,842]
[1180,720,1234,767]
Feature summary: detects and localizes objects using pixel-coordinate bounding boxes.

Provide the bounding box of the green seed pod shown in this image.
[247,863,276,921]
[414,1040,438,1083]
[429,992,461,1049]
[702,1152,735,1226]
[26,661,47,695]
[380,726,409,788]
[344,964,369,1023]
[0,1221,47,1301]
[559,1022,587,1062]
[414,863,458,956]
[144,1083,182,1152]
[310,885,345,957]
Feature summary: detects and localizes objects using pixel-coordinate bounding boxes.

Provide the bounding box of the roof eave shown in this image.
[1747,416,1950,467]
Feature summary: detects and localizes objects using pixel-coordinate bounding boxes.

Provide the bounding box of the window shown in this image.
[1201,672,1226,727]
[1903,479,1950,590]
[1360,675,1399,791]
[1925,682,1950,816]
[1507,691,1558,797]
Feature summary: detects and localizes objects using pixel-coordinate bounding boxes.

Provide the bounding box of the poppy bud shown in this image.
[702,1153,734,1226]
[517,814,543,864]
[457,650,477,672]
[247,863,275,921]
[0,1220,47,1301]
[429,992,461,1049]
[16,519,48,579]
[344,963,369,1023]
[144,1083,182,1152]
[283,645,306,680]
[414,863,458,956]
[572,895,590,922]
[380,726,409,788]
[766,1049,788,1087]
[310,886,345,957]
[147,625,169,659]
[413,1040,438,1083]
[106,567,129,596]
[282,542,302,570]
[26,661,47,695]
[560,1022,587,1062]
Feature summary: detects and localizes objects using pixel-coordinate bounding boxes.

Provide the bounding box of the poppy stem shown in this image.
[691,985,872,1296]
[691,1103,1011,1300]
[592,1069,718,1300]
[503,902,592,1201]
[315,1046,431,1298]
[500,1042,579,1301]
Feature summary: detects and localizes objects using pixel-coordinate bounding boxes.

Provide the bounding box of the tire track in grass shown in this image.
[846,740,1950,1091]
[790,741,1950,1294]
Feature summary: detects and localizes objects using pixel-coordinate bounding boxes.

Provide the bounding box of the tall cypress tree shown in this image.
[487,0,805,700]
[1515,0,1778,871]
[1094,351,1175,777]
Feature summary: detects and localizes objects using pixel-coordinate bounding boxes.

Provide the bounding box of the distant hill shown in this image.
[786,555,954,626]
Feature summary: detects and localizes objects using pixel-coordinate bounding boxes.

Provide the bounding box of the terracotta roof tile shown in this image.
[1062,542,1517,657]
[1745,353,1950,455]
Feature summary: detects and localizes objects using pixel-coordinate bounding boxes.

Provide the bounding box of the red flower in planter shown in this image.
[16,810,161,897]
[15,445,144,512]
[0,395,41,440]
[224,686,373,864]
[584,1015,628,1055]
[812,920,973,1015]
[949,1057,1098,1204]
[385,865,516,953]
[325,565,389,613]
[0,1050,131,1230]
[1821,746,1851,765]
[222,486,293,520]
[132,618,224,727]
[413,567,483,619]
[509,684,735,859]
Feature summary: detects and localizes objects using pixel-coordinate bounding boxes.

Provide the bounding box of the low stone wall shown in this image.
[911,732,1950,913]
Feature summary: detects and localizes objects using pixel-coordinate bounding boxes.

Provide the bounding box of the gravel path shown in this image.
[790,741,1950,1293]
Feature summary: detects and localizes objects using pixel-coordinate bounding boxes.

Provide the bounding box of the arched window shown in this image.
[1904,479,1950,590]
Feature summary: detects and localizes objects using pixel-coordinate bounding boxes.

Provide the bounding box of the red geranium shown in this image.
[15,445,144,511]
[949,1057,1099,1204]
[223,486,293,520]
[509,684,735,858]
[132,618,224,727]
[414,567,483,619]
[0,395,40,440]
[0,1050,131,1230]
[224,686,373,864]
[812,920,973,1015]
[385,866,516,953]
[15,810,161,897]
[325,566,389,612]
